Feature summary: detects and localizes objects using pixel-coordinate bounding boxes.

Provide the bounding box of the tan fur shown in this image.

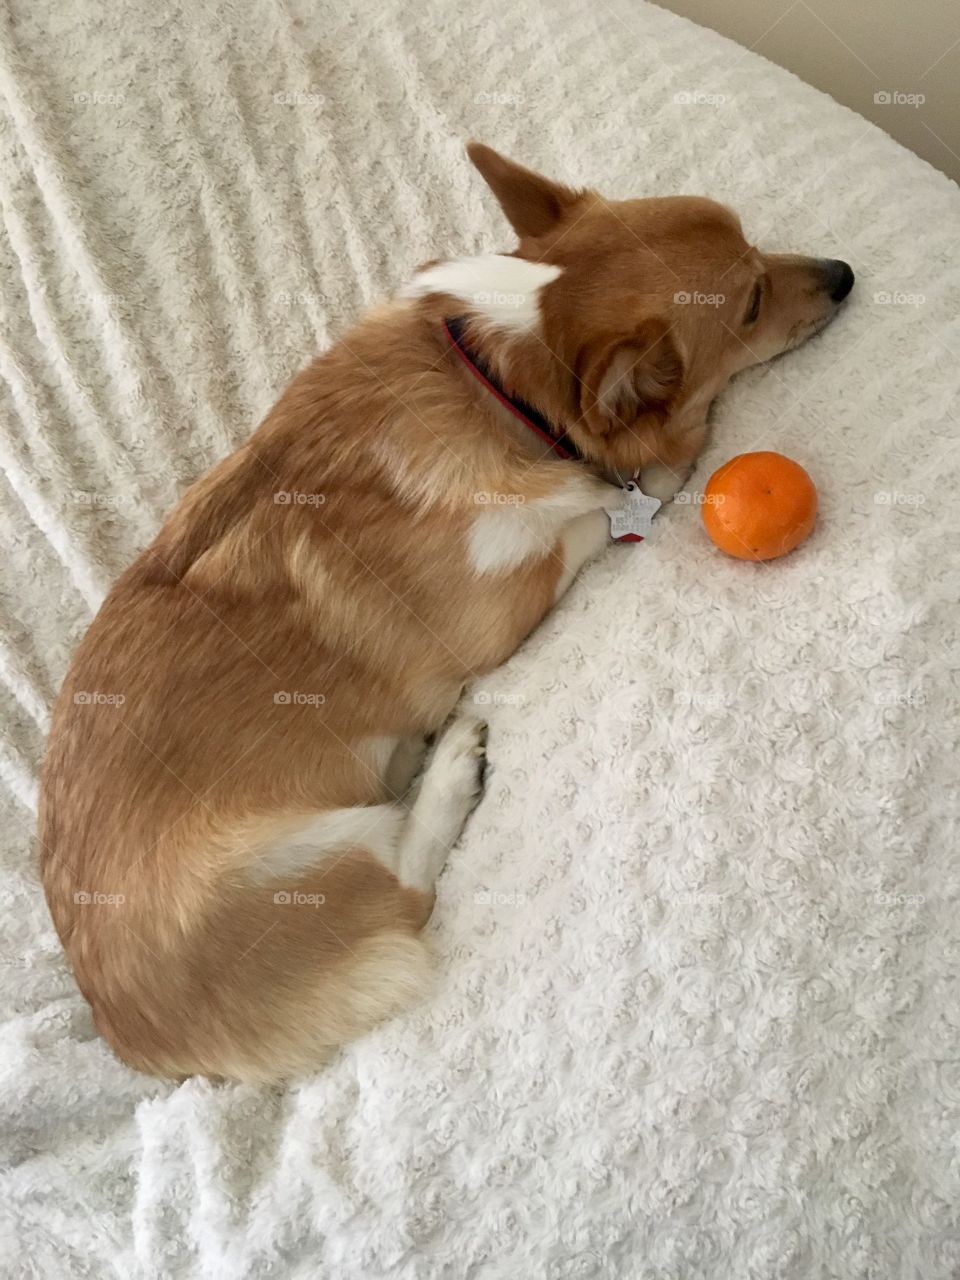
[38,144,852,1082]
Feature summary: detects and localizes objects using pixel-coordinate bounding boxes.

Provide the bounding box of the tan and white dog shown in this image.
[38,144,854,1082]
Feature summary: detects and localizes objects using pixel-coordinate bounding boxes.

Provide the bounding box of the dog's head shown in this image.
[462,143,854,471]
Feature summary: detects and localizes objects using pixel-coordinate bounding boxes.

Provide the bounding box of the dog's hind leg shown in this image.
[247,718,485,898]
[133,718,488,1082]
[394,716,487,893]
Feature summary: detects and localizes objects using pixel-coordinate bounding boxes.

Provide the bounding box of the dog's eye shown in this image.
[744,283,762,325]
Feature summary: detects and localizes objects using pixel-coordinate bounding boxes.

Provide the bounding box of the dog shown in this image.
[38,143,854,1082]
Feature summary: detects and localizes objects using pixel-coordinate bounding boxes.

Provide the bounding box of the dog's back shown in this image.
[37,301,563,1081]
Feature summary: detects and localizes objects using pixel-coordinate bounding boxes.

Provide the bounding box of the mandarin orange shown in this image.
[702,451,817,561]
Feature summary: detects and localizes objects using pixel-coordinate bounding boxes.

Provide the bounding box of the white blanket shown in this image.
[2,0,959,1275]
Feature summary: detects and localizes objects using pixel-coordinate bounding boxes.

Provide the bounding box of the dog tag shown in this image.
[607,481,661,543]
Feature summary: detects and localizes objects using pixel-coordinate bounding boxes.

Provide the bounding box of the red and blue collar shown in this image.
[442,315,586,463]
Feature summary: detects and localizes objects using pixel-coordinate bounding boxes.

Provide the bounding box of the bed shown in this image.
[2,0,959,1275]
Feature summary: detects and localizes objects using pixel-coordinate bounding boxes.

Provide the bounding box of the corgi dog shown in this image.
[38,144,854,1083]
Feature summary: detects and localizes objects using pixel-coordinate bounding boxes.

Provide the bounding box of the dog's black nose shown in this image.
[823,259,855,302]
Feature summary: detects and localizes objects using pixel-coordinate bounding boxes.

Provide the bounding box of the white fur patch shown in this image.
[467,479,617,575]
[553,508,611,601]
[468,507,548,574]
[402,254,562,333]
[245,806,402,883]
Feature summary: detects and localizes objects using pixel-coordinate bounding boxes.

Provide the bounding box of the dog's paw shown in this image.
[639,463,691,505]
[423,716,488,833]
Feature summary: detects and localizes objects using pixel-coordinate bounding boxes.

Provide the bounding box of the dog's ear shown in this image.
[578,319,684,436]
[466,142,585,239]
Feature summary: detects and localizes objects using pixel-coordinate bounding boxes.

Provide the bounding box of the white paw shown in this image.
[639,463,690,505]
[421,716,488,840]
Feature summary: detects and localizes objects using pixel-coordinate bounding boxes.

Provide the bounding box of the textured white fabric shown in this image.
[2,0,959,1276]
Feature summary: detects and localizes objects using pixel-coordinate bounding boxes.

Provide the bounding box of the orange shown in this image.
[702,451,817,562]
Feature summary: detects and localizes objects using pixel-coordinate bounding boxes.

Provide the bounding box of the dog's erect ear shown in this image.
[466,142,585,239]
[578,319,684,436]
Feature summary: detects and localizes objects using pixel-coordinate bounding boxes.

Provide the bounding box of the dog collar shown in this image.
[441,315,660,543]
[442,315,585,462]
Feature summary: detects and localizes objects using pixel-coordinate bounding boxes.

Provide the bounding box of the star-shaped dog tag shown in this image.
[607,481,662,543]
